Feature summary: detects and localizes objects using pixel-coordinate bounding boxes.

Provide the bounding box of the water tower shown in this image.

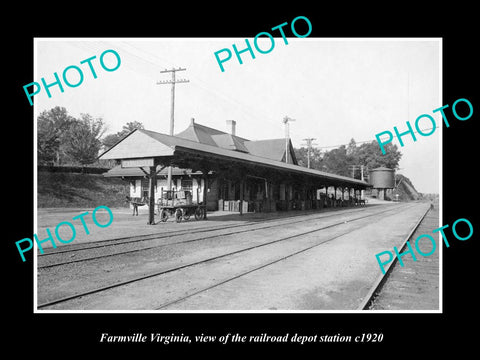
[369,167,395,200]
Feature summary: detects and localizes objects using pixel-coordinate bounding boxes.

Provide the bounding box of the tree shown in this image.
[120,121,144,137]
[345,138,359,175]
[355,141,402,171]
[346,138,357,157]
[63,114,106,166]
[294,138,402,179]
[102,133,122,150]
[101,121,144,151]
[37,106,75,165]
[294,146,323,169]
[322,145,350,176]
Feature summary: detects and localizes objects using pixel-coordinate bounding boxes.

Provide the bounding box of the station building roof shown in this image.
[104,165,206,178]
[99,121,369,189]
[175,120,297,163]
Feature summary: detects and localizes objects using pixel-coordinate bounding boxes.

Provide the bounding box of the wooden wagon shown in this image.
[157,189,206,223]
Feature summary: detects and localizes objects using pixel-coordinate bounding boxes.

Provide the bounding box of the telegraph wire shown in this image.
[65,40,160,79]
[62,40,306,133]
[117,40,286,129]
[314,126,439,150]
[50,40,441,151]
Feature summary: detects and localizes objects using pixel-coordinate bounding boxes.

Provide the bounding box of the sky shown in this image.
[34,38,441,194]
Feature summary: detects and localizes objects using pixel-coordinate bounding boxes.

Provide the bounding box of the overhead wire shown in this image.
[50,40,440,151]
[314,126,439,150]
[117,40,286,129]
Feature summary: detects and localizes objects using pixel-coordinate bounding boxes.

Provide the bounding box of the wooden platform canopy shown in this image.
[99,128,370,223]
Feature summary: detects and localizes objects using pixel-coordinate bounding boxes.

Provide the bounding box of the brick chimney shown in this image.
[226,120,236,136]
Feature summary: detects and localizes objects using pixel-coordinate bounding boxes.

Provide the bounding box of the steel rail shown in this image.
[37,203,416,309]
[38,205,400,269]
[356,204,432,310]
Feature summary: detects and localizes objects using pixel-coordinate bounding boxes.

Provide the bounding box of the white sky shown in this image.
[34,38,441,194]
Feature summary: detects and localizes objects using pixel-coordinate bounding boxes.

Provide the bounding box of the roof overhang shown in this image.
[99,128,371,189]
[99,129,175,160]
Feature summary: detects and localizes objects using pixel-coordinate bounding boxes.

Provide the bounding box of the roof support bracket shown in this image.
[139,167,149,177]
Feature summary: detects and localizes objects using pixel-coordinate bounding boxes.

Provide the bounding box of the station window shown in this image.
[181,179,193,191]
[141,178,149,198]
[221,181,228,200]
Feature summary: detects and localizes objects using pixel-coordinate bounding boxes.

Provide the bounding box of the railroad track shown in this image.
[38,205,368,256]
[359,203,438,310]
[37,202,419,310]
[37,204,393,269]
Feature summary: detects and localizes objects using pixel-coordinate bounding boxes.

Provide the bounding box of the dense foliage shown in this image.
[38,107,400,177]
[37,107,143,167]
[294,138,402,179]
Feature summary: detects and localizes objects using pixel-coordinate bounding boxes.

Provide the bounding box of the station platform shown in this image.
[35,198,395,250]
[36,200,437,311]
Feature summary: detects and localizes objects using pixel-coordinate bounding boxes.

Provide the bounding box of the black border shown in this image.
[6,4,478,354]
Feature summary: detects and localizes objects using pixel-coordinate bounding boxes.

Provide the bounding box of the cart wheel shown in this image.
[194,207,204,221]
[175,209,183,223]
[160,209,168,222]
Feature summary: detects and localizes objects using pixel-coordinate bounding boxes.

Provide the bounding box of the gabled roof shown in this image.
[99,127,369,188]
[175,122,221,147]
[99,128,175,159]
[244,138,297,163]
[211,134,249,153]
[174,120,295,163]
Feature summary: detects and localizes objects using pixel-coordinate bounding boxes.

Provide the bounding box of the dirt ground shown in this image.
[36,201,436,311]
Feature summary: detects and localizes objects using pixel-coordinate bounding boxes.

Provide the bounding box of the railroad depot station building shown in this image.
[101,119,370,213]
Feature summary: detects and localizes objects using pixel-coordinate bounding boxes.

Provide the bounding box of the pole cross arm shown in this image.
[156,79,190,84]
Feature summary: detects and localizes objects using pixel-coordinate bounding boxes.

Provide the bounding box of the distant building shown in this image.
[369,166,395,200]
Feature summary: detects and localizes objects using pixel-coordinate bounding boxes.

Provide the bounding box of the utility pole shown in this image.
[157,67,189,191]
[348,165,362,179]
[283,116,295,164]
[302,137,317,168]
[347,165,366,199]
[361,165,365,200]
[348,165,356,178]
